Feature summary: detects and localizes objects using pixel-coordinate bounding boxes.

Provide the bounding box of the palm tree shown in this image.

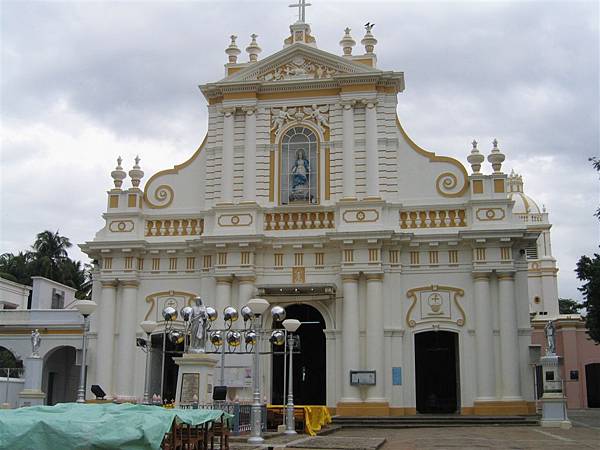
[32,230,72,262]
[0,251,33,285]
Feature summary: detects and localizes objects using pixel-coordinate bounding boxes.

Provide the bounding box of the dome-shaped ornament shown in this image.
[205,306,218,322]
[271,305,286,322]
[210,331,223,347]
[162,306,178,322]
[227,330,242,347]
[180,306,194,322]
[269,330,285,346]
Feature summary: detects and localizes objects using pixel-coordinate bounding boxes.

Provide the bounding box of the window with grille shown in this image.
[280,127,318,205]
[525,246,538,259]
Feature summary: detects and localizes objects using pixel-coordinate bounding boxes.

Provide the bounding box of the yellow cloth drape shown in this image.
[267,405,332,436]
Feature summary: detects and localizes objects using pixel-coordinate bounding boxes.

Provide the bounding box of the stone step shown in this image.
[332,415,539,428]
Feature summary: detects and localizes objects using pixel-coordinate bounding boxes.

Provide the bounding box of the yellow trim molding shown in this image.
[396,116,469,198]
[143,135,208,209]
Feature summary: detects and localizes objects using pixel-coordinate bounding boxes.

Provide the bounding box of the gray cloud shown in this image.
[1,0,598,301]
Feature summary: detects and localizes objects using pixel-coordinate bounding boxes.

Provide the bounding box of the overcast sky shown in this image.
[1,0,598,301]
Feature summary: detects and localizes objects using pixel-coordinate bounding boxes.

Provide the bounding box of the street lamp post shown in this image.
[282,319,301,434]
[246,298,270,445]
[140,320,158,405]
[74,300,97,404]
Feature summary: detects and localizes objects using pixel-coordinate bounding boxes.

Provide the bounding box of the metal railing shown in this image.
[178,402,266,435]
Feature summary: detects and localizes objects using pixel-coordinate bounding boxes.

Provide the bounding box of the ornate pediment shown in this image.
[258,56,341,81]
[224,44,379,83]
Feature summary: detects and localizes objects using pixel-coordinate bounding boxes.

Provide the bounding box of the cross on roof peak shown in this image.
[289,0,311,23]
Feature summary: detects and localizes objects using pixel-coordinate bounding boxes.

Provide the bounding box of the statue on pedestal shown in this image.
[545,320,556,355]
[30,329,41,357]
[189,298,209,354]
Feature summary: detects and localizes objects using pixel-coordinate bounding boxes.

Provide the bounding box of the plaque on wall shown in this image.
[180,373,200,403]
[350,370,376,385]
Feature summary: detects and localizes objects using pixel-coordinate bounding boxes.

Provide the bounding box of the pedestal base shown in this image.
[540,395,571,429]
[472,400,533,415]
[173,353,218,407]
[18,389,46,408]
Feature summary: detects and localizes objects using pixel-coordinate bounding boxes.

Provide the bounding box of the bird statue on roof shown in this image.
[364,22,375,32]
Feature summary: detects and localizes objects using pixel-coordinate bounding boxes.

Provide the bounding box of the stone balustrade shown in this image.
[264,210,335,230]
[145,218,204,237]
[400,209,467,229]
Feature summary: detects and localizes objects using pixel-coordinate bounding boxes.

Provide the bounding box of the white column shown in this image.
[473,273,495,400]
[215,276,233,328]
[365,101,379,198]
[498,273,522,400]
[96,280,117,397]
[366,273,385,402]
[243,107,257,202]
[340,274,360,402]
[221,108,235,203]
[116,280,139,399]
[238,276,255,311]
[342,102,356,199]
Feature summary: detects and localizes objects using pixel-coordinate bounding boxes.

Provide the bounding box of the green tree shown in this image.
[0,231,90,300]
[558,298,583,314]
[576,252,600,344]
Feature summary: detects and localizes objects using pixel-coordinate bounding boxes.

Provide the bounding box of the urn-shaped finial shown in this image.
[246,34,262,62]
[111,156,126,189]
[487,138,505,173]
[339,27,356,56]
[129,155,144,188]
[361,23,378,54]
[467,139,485,174]
[225,35,241,64]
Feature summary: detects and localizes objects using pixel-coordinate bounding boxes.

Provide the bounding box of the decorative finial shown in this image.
[487,138,505,173]
[543,204,547,213]
[225,35,241,64]
[111,156,126,190]
[467,139,485,174]
[339,27,356,57]
[361,22,377,54]
[246,34,262,62]
[129,155,144,189]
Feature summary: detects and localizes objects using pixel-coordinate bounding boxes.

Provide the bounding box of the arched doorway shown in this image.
[271,304,326,405]
[42,346,78,405]
[585,363,600,408]
[414,331,460,414]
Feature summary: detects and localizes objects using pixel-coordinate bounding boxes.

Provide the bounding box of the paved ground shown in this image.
[230,410,600,450]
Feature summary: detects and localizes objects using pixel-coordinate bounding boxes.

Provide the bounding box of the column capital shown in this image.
[497,272,515,281]
[341,273,359,282]
[120,280,140,288]
[215,276,234,285]
[366,273,384,281]
[237,276,256,283]
[222,106,236,116]
[100,280,119,288]
[242,106,257,115]
[341,100,357,109]
[363,99,379,109]
[472,272,490,280]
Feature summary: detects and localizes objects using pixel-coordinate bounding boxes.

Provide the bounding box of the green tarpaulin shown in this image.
[0,403,230,450]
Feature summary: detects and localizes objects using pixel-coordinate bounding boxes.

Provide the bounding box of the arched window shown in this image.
[280,127,318,205]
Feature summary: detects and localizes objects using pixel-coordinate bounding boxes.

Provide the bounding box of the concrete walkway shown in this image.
[230,410,600,450]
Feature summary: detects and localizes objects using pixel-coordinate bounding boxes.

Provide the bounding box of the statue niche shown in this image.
[280,126,318,205]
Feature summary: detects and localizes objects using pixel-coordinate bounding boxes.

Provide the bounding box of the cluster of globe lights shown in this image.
[161,303,287,352]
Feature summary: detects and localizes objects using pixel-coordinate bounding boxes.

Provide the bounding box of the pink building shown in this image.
[532,316,600,408]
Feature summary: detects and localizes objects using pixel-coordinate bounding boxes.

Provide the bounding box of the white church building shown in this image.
[76,12,565,416]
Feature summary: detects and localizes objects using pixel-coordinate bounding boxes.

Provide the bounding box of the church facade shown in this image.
[82,17,545,416]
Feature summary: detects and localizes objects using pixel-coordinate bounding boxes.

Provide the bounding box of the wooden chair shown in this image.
[209,415,230,450]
